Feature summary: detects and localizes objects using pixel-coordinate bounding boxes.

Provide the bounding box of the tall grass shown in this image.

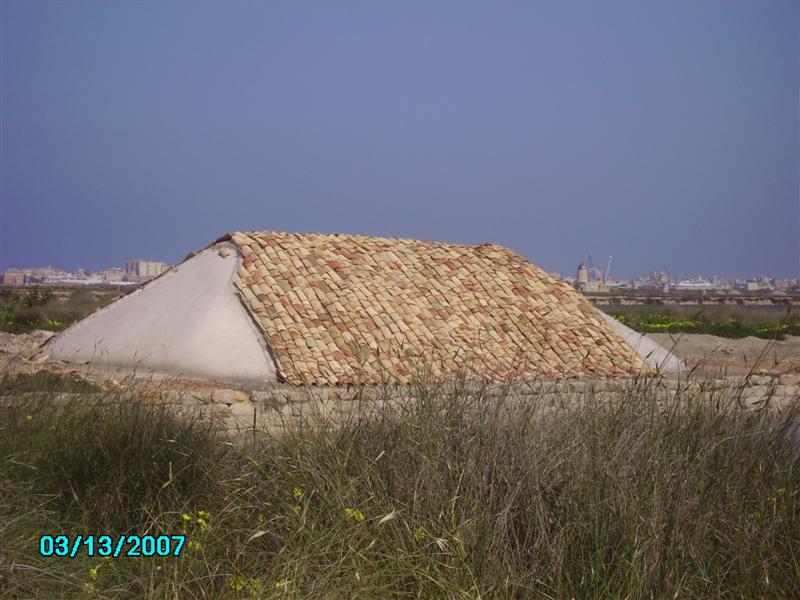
[1,376,799,598]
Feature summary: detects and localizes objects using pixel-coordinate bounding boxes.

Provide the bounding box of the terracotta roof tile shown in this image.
[226,231,646,385]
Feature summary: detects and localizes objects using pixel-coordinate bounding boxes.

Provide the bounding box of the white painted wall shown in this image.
[44,242,278,385]
[599,311,685,373]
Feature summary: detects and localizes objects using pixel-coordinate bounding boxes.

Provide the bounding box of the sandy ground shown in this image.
[646,333,800,376]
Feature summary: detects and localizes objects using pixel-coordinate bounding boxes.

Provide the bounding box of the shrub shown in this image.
[0,286,124,334]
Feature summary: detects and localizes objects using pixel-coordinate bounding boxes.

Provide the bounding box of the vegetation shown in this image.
[0,371,100,395]
[1,376,799,598]
[0,287,125,334]
[602,305,800,340]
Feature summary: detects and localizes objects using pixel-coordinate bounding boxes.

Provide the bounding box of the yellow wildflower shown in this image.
[187,540,202,551]
[83,582,96,593]
[196,517,211,531]
[88,566,99,580]
[293,486,303,498]
[414,527,426,541]
[197,510,211,520]
[227,575,245,591]
[275,579,289,589]
[181,513,192,523]
[246,579,263,594]
[344,507,365,522]
[26,415,33,422]
[292,504,301,514]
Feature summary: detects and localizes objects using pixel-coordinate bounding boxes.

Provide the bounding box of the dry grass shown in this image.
[1,372,799,598]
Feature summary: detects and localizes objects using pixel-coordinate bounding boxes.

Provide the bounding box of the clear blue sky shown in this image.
[1,0,797,279]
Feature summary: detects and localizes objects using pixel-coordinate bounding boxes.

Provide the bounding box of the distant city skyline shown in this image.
[7,246,800,281]
[1,1,797,279]
[3,257,798,285]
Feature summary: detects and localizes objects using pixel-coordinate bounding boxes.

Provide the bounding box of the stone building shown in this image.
[2,269,25,287]
[125,259,170,280]
[44,231,680,386]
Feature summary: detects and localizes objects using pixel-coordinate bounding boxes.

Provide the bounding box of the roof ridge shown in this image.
[232,230,505,251]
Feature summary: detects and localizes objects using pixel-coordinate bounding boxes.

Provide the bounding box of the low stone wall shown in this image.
[159,374,800,434]
[7,375,797,435]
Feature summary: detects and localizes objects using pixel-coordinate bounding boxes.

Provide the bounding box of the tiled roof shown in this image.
[224,231,646,386]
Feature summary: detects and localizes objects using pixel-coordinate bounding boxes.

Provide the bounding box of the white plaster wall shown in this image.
[599,311,685,373]
[44,242,278,385]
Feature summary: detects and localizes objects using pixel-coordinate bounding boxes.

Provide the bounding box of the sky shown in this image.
[1,0,798,280]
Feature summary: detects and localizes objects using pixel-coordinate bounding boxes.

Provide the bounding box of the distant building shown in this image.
[605,279,633,289]
[40,273,103,286]
[28,266,64,279]
[673,279,715,291]
[574,262,607,292]
[2,269,26,286]
[745,281,761,292]
[102,268,125,283]
[774,278,792,291]
[125,259,171,280]
[736,277,775,292]
[651,271,669,288]
[576,262,589,287]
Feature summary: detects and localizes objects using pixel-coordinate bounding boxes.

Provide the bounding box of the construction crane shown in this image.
[604,256,613,285]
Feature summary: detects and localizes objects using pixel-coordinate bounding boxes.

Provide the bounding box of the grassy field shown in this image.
[600,305,800,340]
[0,287,127,334]
[1,373,799,598]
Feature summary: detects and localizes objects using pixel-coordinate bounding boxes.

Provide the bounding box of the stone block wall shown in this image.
[6,374,798,435]
[158,374,800,435]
